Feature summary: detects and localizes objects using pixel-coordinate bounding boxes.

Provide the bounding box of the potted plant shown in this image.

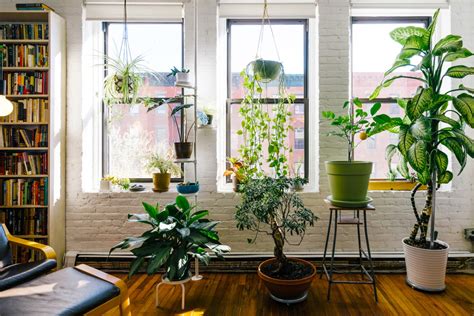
[235,177,317,303]
[145,151,182,193]
[103,55,146,106]
[169,102,196,159]
[177,181,200,194]
[369,9,474,291]
[110,195,230,281]
[168,66,191,86]
[322,98,382,207]
[101,175,131,191]
[223,157,247,192]
[247,59,283,83]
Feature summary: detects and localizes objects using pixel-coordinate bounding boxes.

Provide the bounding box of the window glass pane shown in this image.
[352,21,426,99]
[229,103,305,176]
[230,23,305,98]
[105,23,182,179]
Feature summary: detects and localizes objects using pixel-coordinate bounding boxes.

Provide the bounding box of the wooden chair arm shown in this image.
[2,223,57,260]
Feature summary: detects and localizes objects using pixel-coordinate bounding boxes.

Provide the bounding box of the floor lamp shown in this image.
[0,44,13,117]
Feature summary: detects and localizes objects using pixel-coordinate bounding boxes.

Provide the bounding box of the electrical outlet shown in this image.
[464,228,474,241]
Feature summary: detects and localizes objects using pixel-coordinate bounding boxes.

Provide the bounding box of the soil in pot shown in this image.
[404,239,448,250]
[261,260,313,280]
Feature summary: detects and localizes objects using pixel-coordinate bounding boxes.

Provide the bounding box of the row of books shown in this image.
[0,23,48,40]
[0,208,48,235]
[0,152,48,175]
[1,71,48,95]
[0,99,49,123]
[0,178,48,206]
[0,126,48,147]
[1,44,48,67]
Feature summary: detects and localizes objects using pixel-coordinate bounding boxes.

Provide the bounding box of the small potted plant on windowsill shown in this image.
[236,177,317,303]
[177,181,200,194]
[110,195,230,281]
[223,157,247,192]
[322,98,382,207]
[101,175,131,192]
[145,151,182,193]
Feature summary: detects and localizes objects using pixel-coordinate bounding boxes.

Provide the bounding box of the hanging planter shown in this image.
[247,58,283,83]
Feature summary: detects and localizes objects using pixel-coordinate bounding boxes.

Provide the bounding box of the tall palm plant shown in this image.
[370,9,474,249]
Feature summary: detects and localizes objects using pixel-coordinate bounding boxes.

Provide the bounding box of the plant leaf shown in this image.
[390,26,427,45]
[188,210,209,225]
[438,171,453,184]
[451,130,474,157]
[129,257,145,278]
[452,94,474,127]
[142,202,158,220]
[434,150,448,174]
[445,48,473,62]
[398,125,415,156]
[370,102,382,116]
[384,59,411,77]
[430,114,460,128]
[406,88,433,120]
[146,246,172,275]
[407,140,427,173]
[417,169,430,185]
[397,157,410,179]
[445,65,474,79]
[176,195,190,211]
[433,35,463,56]
[410,118,431,141]
[439,137,466,174]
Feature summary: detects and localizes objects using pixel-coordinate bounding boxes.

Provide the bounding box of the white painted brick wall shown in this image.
[0,0,472,254]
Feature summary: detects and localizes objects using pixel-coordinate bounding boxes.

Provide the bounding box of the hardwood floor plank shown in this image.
[113,273,474,315]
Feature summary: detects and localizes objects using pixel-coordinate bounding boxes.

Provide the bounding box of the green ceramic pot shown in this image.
[325,161,372,205]
[248,59,282,83]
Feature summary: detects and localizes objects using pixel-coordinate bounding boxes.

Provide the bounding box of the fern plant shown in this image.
[370,9,474,249]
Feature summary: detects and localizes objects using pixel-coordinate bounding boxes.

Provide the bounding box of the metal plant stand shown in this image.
[320,200,378,302]
[155,275,191,310]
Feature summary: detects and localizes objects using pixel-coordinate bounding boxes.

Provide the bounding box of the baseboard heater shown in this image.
[65,251,474,274]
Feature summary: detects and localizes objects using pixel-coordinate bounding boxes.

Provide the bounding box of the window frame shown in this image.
[351,16,431,190]
[102,21,185,183]
[225,19,310,180]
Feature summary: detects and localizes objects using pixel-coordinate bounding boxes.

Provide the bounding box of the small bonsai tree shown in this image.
[235,177,316,275]
[369,9,474,248]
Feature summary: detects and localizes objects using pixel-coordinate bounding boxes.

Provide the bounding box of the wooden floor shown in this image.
[116,272,474,315]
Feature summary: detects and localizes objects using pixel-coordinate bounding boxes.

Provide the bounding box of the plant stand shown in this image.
[155,275,190,310]
[320,200,378,302]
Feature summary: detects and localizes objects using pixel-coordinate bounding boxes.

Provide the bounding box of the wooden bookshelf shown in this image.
[0,11,66,264]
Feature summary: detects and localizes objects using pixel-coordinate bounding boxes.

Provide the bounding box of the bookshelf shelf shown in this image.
[0,174,48,178]
[0,122,48,125]
[5,95,48,98]
[0,11,66,264]
[0,39,49,44]
[0,205,48,209]
[2,67,49,71]
[0,147,48,151]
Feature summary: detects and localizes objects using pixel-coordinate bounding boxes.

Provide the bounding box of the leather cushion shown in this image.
[0,226,12,269]
[0,259,57,291]
[0,267,120,316]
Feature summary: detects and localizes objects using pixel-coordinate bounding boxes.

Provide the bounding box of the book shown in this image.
[16,3,54,12]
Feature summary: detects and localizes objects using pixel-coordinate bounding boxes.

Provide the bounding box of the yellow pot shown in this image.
[153,173,171,192]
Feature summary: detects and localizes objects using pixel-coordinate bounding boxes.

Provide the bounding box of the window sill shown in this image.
[369,180,427,191]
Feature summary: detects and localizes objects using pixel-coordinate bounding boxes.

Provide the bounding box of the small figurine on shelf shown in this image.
[167,66,191,87]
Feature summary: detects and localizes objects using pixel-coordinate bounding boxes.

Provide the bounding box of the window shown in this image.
[351,17,430,180]
[103,23,183,181]
[226,20,308,177]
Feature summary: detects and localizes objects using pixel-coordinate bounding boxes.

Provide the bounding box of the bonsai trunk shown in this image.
[271,221,287,274]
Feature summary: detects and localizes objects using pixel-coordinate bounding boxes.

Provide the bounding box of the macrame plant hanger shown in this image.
[255,0,281,63]
[118,0,132,67]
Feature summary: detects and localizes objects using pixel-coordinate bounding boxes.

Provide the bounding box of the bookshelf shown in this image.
[0,11,65,264]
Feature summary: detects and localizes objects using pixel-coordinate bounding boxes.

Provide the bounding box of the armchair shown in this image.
[0,223,57,290]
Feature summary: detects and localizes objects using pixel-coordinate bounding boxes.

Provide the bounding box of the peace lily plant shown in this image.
[369,9,474,291]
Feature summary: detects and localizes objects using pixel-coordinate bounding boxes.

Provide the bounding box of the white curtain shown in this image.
[218,0,317,18]
[84,0,184,21]
[351,0,449,9]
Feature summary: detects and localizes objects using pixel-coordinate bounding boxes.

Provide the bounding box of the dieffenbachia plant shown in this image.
[369,9,474,248]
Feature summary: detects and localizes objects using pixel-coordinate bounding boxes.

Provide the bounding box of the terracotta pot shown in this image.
[174,142,193,159]
[152,173,171,193]
[403,238,449,292]
[257,258,316,303]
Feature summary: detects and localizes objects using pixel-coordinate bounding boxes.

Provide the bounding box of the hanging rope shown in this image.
[255,0,281,62]
[118,0,132,64]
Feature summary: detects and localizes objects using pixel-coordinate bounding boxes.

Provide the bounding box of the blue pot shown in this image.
[177,182,199,194]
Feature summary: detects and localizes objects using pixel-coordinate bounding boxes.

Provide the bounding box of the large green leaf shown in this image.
[127,213,156,226]
[156,209,169,222]
[410,117,431,141]
[176,195,190,211]
[445,48,473,62]
[426,9,440,45]
[417,169,431,185]
[188,210,209,225]
[398,125,415,156]
[433,35,463,56]
[171,103,194,116]
[440,137,466,174]
[142,202,158,220]
[434,150,449,174]
[397,157,410,179]
[445,65,474,79]
[438,171,453,184]
[390,26,428,45]
[146,246,172,275]
[384,59,411,77]
[386,144,399,176]
[407,140,428,173]
[370,102,382,116]
[129,257,145,278]
[431,114,461,129]
[452,94,474,127]
[406,88,433,120]
[452,130,474,157]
